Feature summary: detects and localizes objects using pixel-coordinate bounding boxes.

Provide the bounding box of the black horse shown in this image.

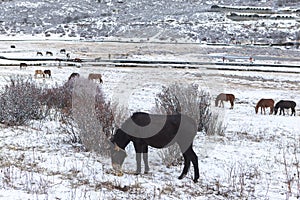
[274,100,296,116]
[68,72,80,81]
[109,112,199,183]
[43,70,52,78]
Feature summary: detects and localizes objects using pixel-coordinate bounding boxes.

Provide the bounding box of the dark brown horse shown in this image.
[44,70,51,78]
[109,112,199,183]
[46,51,53,56]
[274,100,296,116]
[215,93,235,109]
[68,72,80,81]
[255,99,274,114]
[60,49,66,54]
[36,52,43,56]
[19,63,27,70]
[74,58,82,62]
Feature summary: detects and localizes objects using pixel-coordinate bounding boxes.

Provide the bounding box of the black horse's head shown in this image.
[274,107,278,115]
[108,129,129,173]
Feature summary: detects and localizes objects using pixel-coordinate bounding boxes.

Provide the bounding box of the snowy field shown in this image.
[0,40,299,199]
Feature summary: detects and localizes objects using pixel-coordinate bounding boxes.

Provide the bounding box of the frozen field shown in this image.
[0,40,299,199]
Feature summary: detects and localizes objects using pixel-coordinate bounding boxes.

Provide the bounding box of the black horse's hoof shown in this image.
[193,179,198,183]
[134,172,141,175]
[178,174,186,180]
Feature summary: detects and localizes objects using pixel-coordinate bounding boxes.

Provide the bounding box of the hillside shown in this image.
[0,0,299,45]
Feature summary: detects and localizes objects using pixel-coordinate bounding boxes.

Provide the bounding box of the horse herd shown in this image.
[20,63,52,79]
[68,72,103,83]
[215,93,297,116]
[19,63,103,83]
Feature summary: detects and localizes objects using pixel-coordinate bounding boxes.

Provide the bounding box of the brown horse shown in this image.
[74,58,82,62]
[20,63,27,70]
[34,70,44,78]
[255,99,274,114]
[215,93,235,109]
[88,73,103,83]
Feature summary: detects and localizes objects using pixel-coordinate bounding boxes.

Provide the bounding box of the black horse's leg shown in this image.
[178,153,190,180]
[291,108,295,116]
[133,143,142,174]
[281,108,284,116]
[180,146,199,183]
[135,153,142,174]
[142,145,149,173]
[189,147,199,183]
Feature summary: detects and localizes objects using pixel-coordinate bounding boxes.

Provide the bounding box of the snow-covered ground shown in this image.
[0,40,299,199]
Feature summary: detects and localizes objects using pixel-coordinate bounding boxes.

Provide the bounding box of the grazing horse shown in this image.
[109,112,199,183]
[255,99,274,114]
[88,73,103,83]
[215,93,235,109]
[68,72,80,81]
[60,49,66,54]
[74,58,82,62]
[36,52,43,56]
[46,51,53,56]
[43,70,52,78]
[274,100,296,116]
[34,70,44,78]
[19,63,27,70]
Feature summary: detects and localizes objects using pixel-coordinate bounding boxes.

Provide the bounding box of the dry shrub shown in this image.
[158,143,182,167]
[206,112,225,136]
[70,78,124,156]
[155,83,225,165]
[155,83,212,132]
[55,77,127,156]
[0,76,49,126]
[41,80,74,113]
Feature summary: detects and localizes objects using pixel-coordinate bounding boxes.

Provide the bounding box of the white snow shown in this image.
[0,39,299,199]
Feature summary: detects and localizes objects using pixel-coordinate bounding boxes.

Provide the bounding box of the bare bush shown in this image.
[206,113,225,136]
[50,77,127,155]
[0,76,49,126]
[155,83,212,132]
[71,78,106,155]
[70,78,126,156]
[94,86,115,138]
[158,143,182,167]
[41,80,74,113]
[155,83,226,165]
